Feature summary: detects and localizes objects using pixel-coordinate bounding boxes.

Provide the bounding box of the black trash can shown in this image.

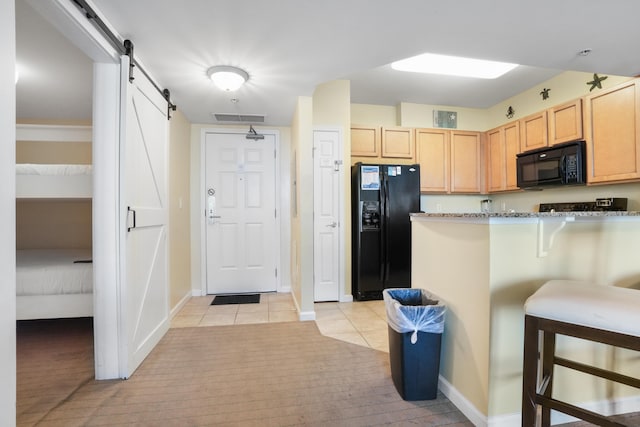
[383,288,446,401]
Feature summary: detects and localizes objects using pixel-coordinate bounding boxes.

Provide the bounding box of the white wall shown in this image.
[351,103,397,127]
[312,80,352,301]
[1,1,17,424]
[399,102,489,130]
[485,71,632,130]
[490,182,640,214]
[293,97,315,314]
[413,216,640,421]
[419,181,640,215]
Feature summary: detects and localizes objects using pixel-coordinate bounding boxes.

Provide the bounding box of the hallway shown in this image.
[171,293,389,352]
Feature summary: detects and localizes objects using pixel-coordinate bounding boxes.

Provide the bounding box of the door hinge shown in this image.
[275,268,278,278]
[275,209,277,218]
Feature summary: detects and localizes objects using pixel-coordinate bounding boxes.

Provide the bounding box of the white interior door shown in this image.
[313,129,342,301]
[205,131,277,294]
[120,57,169,378]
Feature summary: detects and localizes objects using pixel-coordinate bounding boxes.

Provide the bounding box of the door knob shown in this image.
[326,221,338,228]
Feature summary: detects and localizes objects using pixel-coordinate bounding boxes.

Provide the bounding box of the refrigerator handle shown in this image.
[382,172,390,282]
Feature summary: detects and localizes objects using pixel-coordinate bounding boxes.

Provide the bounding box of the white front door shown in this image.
[205,131,277,294]
[313,129,342,301]
[120,56,169,378]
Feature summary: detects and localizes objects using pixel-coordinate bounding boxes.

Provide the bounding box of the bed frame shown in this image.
[16,294,93,320]
[16,166,92,199]
[16,124,92,199]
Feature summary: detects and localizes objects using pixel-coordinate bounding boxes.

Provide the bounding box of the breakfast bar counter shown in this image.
[409,212,640,425]
[411,210,640,219]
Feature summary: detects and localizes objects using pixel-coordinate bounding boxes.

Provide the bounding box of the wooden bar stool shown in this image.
[522,280,640,426]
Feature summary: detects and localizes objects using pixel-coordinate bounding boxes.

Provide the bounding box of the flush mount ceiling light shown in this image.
[391,53,518,79]
[207,65,249,91]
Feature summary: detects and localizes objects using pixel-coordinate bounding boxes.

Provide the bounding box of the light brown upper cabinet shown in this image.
[584,80,640,184]
[381,126,414,159]
[416,128,482,193]
[415,128,449,192]
[520,110,548,152]
[351,125,380,157]
[548,99,582,145]
[450,130,482,193]
[486,127,504,193]
[504,122,520,190]
[350,125,415,165]
[486,121,520,193]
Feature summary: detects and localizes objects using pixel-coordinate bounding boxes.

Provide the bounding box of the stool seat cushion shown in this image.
[525,280,640,338]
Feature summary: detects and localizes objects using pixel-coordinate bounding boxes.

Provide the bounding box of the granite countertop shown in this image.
[411,211,640,218]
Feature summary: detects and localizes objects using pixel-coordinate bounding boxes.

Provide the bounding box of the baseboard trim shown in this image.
[549,394,640,425]
[170,291,192,319]
[299,311,316,321]
[438,376,487,427]
[339,294,353,303]
[485,391,640,426]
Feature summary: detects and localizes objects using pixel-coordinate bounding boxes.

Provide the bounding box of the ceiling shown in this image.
[16,0,640,126]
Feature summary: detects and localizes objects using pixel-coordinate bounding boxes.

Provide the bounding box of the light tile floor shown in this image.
[172,293,389,353]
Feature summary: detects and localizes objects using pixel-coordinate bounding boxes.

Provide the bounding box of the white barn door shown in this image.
[119,57,169,378]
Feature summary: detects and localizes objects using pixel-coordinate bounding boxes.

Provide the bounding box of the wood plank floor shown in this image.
[16,295,640,426]
[16,310,472,426]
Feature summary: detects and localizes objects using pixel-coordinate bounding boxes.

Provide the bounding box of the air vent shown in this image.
[213,113,265,123]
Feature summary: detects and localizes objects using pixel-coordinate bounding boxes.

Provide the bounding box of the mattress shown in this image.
[16,163,92,175]
[16,249,93,296]
[16,163,93,199]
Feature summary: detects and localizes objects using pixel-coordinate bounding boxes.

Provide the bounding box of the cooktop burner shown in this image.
[539,198,627,212]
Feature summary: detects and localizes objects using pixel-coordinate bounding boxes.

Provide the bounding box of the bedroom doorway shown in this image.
[204,130,279,295]
[15,0,96,377]
[19,0,170,381]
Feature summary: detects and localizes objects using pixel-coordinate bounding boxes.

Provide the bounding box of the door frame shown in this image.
[199,128,282,295]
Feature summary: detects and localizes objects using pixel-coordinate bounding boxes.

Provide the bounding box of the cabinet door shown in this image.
[415,128,449,192]
[351,125,379,157]
[585,80,640,183]
[504,121,520,190]
[381,126,414,159]
[549,99,582,145]
[450,131,481,193]
[520,111,548,152]
[486,127,505,192]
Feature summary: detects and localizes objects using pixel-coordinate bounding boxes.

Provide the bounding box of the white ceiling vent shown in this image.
[213,113,265,123]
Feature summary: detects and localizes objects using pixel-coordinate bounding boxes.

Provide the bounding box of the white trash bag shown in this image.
[383,288,446,344]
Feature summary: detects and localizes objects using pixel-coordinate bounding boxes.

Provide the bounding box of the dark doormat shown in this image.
[211,294,261,305]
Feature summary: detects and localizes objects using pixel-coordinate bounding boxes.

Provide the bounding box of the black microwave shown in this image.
[516,140,586,189]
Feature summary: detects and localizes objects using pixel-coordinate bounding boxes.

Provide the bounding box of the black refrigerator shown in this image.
[351,163,420,301]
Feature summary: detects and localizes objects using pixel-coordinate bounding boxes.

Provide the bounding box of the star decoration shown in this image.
[506,106,515,119]
[540,88,551,100]
[587,73,608,91]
